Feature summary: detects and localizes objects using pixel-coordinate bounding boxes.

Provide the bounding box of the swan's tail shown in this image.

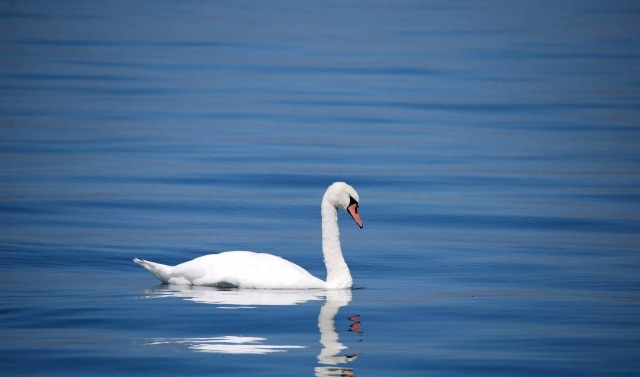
[133,258,172,284]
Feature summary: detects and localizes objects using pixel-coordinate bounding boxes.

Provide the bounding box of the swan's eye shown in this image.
[348,195,358,207]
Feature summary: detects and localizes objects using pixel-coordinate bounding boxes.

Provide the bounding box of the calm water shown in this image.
[1,1,640,376]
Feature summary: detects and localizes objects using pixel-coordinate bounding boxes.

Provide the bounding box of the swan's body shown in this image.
[134,182,362,289]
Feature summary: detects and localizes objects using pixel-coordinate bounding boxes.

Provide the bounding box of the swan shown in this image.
[134,182,363,289]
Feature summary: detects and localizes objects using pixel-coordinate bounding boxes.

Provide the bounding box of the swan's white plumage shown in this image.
[134,182,362,289]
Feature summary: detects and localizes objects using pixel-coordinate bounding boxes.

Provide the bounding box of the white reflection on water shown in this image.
[141,286,358,374]
[315,290,358,377]
[148,336,304,354]
[142,284,325,306]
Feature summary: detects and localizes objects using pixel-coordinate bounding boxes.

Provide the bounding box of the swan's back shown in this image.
[158,251,327,289]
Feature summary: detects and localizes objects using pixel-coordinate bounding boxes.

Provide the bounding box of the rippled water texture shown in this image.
[1,1,639,376]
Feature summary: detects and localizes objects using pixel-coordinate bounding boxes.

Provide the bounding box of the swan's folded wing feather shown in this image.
[171,262,206,282]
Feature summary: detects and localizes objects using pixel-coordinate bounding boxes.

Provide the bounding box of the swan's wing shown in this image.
[171,261,207,282]
[190,251,325,289]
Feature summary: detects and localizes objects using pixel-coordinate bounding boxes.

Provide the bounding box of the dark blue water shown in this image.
[1,1,640,376]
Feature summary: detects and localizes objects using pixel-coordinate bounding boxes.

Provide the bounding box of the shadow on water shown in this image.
[139,286,360,377]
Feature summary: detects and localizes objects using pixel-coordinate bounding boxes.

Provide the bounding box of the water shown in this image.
[1,1,640,375]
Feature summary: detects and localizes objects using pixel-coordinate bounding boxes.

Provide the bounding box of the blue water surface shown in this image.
[1,1,639,376]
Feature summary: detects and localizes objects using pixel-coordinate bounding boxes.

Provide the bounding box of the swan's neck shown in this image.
[321,199,352,289]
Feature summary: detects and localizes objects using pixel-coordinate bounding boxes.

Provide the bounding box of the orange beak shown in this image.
[347,203,363,229]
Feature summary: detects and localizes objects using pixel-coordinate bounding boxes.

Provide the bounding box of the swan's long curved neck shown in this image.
[321,199,353,289]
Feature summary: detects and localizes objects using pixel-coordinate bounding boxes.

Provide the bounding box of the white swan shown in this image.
[134,182,363,289]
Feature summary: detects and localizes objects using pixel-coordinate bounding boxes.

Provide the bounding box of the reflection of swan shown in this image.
[148,336,305,354]
[315,290,358,377]
[142,287,360,375]
[143,285,325,306]
[134,182,362,289]
[142,287,321,354]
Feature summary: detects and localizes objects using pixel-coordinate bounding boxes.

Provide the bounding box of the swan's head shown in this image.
[324,182,363,229]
